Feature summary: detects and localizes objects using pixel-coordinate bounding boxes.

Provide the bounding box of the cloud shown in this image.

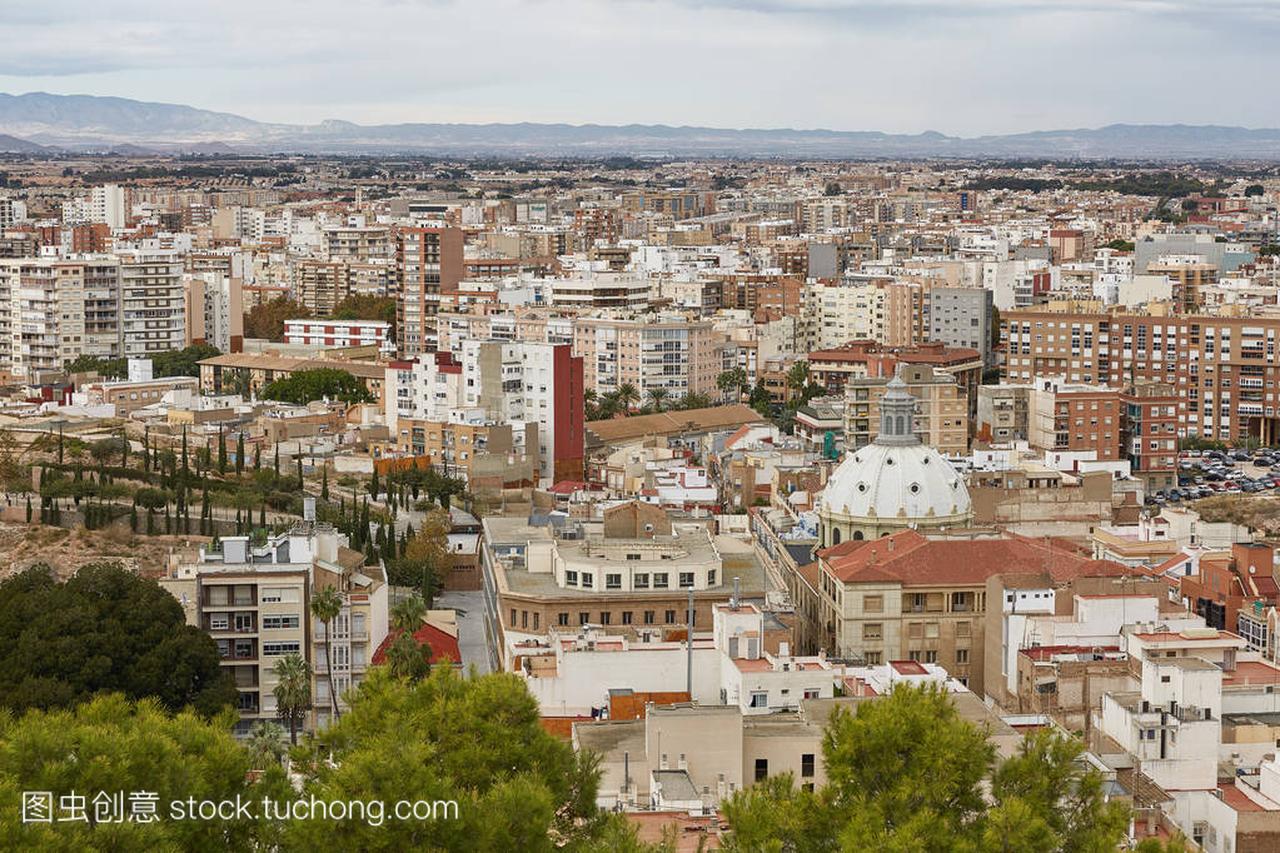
[1,0,1279,134]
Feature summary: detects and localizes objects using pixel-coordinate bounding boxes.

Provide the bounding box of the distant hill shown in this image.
[3,92,1280,159]
[0,132,43,153]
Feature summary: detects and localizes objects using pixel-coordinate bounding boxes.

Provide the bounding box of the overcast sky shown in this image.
[3,0,1279,135]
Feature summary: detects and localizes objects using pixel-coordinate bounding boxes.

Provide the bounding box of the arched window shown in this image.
[832,528,842,545]
[896,415,905,434]
[852,530,864,541]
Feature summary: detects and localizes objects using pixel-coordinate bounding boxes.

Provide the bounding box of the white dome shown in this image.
[819,441,971,523]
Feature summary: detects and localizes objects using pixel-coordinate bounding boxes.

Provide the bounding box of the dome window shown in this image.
[857,482,868,493]
[909,483,920,494]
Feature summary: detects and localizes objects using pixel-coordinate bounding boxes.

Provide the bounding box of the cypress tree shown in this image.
[25,495,32,524]
[321,468,329,501]
[259,503,266,527]
[217,427,227,475]
[130,503,138,533]
[254,443,261,471]
[57,426,64,464]
[296,456,304,490]
[274,444,280,476]
[235,432,244,475]
[181,426,189,474]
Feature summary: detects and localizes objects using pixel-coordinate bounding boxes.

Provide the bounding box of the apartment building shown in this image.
[184,271,244,353]
[573,314,725,401]
[322,225,392,264]
[1001,308,1280,443]
[808,340,983,416]
[926,286,994,366]
[0,256,122,380]
[842,364,970,455]
[549,273,650,311]
[816,529,1129,695]
[397,225,464,355]
[388,417,540,491]
[117,247,186,358]
[160,524,388,736]
[294,259,348,315]
[284,318,393,355]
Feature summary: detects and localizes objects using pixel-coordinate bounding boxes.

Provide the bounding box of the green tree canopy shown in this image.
[721,684,1130,853]
[0,563,237,716]
[0,694,284,851]
[283,667,609,851]
[261,368,374,405]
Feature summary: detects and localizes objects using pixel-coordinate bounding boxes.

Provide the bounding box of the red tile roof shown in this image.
[821,530,1128,586]
[371,622,461,667]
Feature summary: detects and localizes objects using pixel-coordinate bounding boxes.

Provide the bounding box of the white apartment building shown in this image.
[117,246,186,357]
[0,256,122,380]
[284,318,394,355]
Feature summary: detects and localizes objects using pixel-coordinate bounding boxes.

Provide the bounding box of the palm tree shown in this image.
[617,383,640,412]
[246,720,289,770]
[647,387,670,413]
[310,586,344,723]
[272,653,311,746]
[391,593,427,634]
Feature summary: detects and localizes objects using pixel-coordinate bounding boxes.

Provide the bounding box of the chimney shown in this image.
[730,576,740,609]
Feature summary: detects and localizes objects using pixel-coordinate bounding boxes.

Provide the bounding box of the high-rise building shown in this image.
[0,257,122,381]
[117,247,186,358]
[397,225,463,355]
[184,271,244,353]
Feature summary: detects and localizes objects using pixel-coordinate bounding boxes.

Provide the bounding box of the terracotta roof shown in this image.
[585,404,766,446]
[821,529,1128,586]
[371,622,461,667]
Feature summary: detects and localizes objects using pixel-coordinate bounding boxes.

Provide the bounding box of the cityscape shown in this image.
[5,2,1280,851]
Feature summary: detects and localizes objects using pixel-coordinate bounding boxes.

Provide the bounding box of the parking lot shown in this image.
[1160,448,1280,506]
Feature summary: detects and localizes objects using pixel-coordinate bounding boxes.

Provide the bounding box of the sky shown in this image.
[3,0,1280,135]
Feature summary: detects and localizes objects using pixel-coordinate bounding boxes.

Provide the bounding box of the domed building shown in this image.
[816,374,972,546]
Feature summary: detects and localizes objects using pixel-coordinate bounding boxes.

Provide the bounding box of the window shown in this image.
[634,573,649,589]
[262,641,300,656]
[863,623,883,641]
[908,622,923,639]
[925,650,938,664]
[864,595,883,613]
[622,611,633,625]
[653,573,669,589]
[510,609,517,627]
[581,573,593,589]
[644,611,656,625]
[925,622,939,639]
[606,573,622,590]
[864,652,882,665]
[565,570,578,585]
[578,612,590,626]
[679,572,695,589]
[801,754,815,778]
[209,613,229,631]
[708,570,716,586]
[262,615,299,630]
[557,612,569,627]
[754,758,768,781]
[664,610,676,624]
[600,612,611,625]
[955,649,969,664]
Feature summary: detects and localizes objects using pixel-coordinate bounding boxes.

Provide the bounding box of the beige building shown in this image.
[843,364,969,455]
[572,314,726,400]
[160,525,388,736]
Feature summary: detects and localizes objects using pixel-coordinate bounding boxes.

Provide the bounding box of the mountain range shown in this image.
[3,92,1280,159]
